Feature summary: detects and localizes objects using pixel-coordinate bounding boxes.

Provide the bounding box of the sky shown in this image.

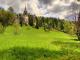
[0,0,80,20]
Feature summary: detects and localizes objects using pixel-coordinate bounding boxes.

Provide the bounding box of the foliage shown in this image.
[76,12,80,40]
[77,0,80,1]
[0,23,5,33]
[63,21,74,34]
[0,9,16,26]
[8,7,14,13]
[0,8,77,36]
[13,18,20,35]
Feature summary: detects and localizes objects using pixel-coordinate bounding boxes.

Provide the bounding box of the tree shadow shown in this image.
[51,40,80,48]
[71,38,79,41]
[0,47,80,60]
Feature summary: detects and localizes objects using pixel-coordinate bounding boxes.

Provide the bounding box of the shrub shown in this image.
[13,18,20,35]
[0,23,5,33]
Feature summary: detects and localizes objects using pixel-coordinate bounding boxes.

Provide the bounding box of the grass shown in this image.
[0,26,80,60]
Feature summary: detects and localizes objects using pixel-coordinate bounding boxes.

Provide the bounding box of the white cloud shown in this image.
[0,0,80,19]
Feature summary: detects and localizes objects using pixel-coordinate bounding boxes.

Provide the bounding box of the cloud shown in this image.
[0,0,80,19]
[70,2,80,12]
[38,0,53,5]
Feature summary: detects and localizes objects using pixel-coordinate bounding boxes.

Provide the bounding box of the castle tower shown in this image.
[23,4,29,25]
[23,5,28,15]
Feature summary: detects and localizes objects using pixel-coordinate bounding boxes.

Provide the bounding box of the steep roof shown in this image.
[23,5,28,15]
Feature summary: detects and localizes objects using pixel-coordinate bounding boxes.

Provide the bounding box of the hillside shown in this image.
[0,26,80,60]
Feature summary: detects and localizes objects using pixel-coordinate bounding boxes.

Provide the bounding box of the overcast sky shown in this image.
[0,0,80,19]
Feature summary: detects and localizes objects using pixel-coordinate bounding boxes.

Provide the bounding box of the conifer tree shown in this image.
[76,12,80,40]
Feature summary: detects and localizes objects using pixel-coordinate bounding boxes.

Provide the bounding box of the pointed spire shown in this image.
[23,3,28,15]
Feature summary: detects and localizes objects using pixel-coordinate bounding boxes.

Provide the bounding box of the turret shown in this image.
[23,5,28,15]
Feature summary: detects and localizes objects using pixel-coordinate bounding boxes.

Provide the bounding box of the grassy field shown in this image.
[0,26,80,60]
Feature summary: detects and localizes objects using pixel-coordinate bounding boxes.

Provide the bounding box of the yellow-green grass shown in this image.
[0,26,80,60]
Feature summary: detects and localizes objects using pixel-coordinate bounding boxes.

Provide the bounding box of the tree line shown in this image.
[27,14,76,35]
[0,7,80,40]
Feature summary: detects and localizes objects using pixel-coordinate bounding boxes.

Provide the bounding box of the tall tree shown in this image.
[71,1,80,39]
[76,12,80,40]
[8,7,14,13]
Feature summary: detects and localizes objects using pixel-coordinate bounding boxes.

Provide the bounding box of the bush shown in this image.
[13,19,20,35]
[0,23,5,33]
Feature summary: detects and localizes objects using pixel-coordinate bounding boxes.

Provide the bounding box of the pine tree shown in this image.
[76,12,80,40]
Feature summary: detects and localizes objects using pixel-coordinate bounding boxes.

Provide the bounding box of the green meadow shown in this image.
[0,26,80,60]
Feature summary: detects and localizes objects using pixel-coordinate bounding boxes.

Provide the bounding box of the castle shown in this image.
[23,5,29,25]
[14,5,37,27]
[18,5,29,26]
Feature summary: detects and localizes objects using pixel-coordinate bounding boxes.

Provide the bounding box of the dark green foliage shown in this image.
[0,47,80,60]
[18,14,24,27]
[76,12,80,40]
[8,7,14,13]
[0,8,77,35]
[35,17,39,29]
[32,16,76,34]
[0,9,16,26]
[0,9,16,33]
[13,18,20,35]
[0,23,5,33]
[28,14,34,26]
[58,20,64,31]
